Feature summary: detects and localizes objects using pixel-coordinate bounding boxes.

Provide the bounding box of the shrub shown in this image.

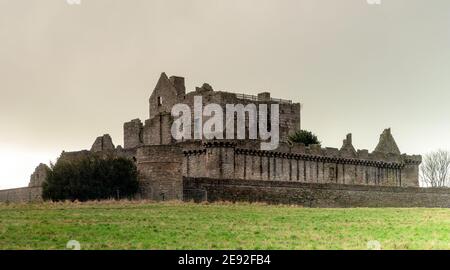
[288,130,321,146]
[43,154,139,201]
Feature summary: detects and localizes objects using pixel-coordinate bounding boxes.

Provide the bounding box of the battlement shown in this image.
[181,130,417,163]
[182,137,417,169]
[179,128,421,188]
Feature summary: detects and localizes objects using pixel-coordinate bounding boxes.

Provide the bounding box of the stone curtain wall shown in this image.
[136,145,183,201]
[182,141,421,188]
[234,150,404,186]
[184,178,450,208]
[0,163,47,203]
[0,187,43,203]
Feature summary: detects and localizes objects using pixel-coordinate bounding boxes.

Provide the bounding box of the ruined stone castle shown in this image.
[3,72,450,207]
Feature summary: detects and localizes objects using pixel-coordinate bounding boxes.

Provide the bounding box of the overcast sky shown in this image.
[1,0,450,189]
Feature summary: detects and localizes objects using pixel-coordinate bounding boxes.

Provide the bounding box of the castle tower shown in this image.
[149,72,186,119]
[136,145,183,200]
[124,119,143,149]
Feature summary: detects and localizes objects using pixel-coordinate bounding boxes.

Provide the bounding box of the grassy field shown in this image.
[1,201,450,250]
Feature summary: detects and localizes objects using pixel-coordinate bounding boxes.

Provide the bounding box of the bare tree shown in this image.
[420,150,450,187]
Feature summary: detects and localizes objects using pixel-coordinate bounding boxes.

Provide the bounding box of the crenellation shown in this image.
[172,134,418,188]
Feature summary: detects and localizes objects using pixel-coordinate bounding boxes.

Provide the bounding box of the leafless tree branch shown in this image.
[420,150,450,187]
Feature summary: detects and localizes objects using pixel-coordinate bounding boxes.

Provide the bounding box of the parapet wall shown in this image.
[184,178,450,208]
[0,187,43,203]
[182,140,421,187]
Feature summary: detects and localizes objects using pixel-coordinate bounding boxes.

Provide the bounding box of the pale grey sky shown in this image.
[1,0,450,189]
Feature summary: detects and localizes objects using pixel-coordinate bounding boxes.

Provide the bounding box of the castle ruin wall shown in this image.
[183,178,450,208]
[182,141,421,188]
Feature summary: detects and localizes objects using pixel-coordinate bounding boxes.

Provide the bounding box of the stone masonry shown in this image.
[184,178,450,208]
[120,73,422,201]
[0,72,435,207]
[124,72,302,149]
[0,163,48,203]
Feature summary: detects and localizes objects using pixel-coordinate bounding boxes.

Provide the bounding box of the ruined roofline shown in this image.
[179,131,422,166]
[161,72,298,105]
[234,93,293,104]
[183,88,297,105]
[374,128,401,155]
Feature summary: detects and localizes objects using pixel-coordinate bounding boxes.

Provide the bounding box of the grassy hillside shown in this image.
[1,201,450,250]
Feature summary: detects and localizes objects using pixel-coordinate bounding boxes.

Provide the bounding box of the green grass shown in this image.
[1,201,450,250]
